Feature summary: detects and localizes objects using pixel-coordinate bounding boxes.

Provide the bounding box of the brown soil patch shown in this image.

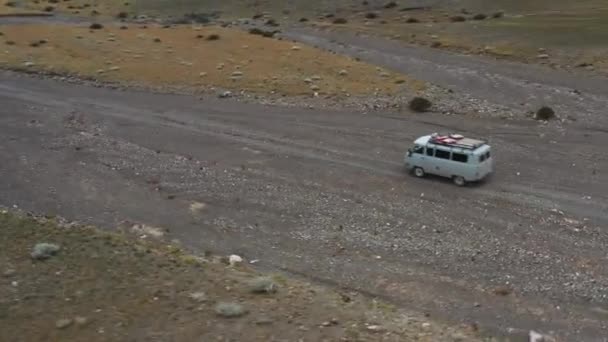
[0,24,418,96]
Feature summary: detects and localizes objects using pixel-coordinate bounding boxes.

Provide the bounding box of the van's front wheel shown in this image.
[453,176,466,187]
[414,167,425,178]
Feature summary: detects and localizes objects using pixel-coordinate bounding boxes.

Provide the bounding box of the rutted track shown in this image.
[1,71,608,340]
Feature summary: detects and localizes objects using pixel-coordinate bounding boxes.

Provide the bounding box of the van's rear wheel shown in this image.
[414,167,425,178]
[453,176,466,187]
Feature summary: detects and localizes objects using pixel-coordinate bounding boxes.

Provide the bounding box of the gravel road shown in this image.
[1,66,607,340]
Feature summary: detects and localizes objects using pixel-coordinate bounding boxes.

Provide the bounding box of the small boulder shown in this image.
[31,243,60,260]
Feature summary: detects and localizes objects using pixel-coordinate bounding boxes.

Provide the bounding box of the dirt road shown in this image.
[1,67,607,340]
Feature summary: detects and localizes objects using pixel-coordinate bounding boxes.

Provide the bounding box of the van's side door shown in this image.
[432,148,452,177]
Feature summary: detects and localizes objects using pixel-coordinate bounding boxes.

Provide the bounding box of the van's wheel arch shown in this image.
[453,176,466,186]
[413,167,425,178]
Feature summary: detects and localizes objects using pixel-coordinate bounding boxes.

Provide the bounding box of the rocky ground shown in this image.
[0,209,484,342]
[1,1,608,341]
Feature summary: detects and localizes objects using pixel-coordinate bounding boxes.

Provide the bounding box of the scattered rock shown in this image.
[535,106,555,120]
[365,12,378,19]
[291,45,301,50]
[129,224,165,238]
[310,85,320,91]
[199,72,207,77]
[333,18,348,24]
[23,61,35,67]
[228,254,243,266]
[31,243,60,260]
[537,54,550,59]
[74,316,89,325]
[231,71,243,77]
[248,277,278,294]
[366,325,384,332]
[109,66,120,71]
[255,317,274,325]
[218,90,232,98]
[215,302,247,318]
[189,291,207,303]
[55,318,73,329]
[529,330,556,342]
[338,69,348,76]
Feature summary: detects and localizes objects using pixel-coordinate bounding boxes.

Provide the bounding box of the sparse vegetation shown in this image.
[365,12,378,19]
[89,23,103,29]
[206,33,220,41]
[116,11,128,19]
[472,13,487,20]
[383,1,397,9]
[535,106,555,120]
[492,11,504,19]
[333,17,348,24]
[408,96,432,112]
[450,15,466,22]
[248,27,276,38]
[405,17,419,23]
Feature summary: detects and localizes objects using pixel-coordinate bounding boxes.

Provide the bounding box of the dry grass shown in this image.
[21,0,130,17]
[0,24,416,96]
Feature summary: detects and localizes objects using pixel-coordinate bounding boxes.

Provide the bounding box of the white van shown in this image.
[404,133,493,186]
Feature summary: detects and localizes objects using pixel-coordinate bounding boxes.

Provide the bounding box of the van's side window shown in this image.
[452,153,468,163]
[480,154,486,162]
[426,148,434,156]
[486,151,491,159]
[435,149,450,159]
[413,145,424,154]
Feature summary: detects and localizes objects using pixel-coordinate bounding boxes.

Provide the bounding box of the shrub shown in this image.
[248,28,276,38]
[252,13,263,19]
[116,11,128,19]
[215,302,247,318]
[206,34,220,41]
[299,17,308,22]
[492,11,504,19]
[535,106,555,120]
[5,1,16,7]
[365,12,378,19]
[44,5,55,11]
[384,1,397,9]
[408,97,432,112]
[450,15,466,22]
[89,23,104,29]
[472,13,487,20]
[332,17,348,24]
[405,17,419,23]
[265,18,279,27]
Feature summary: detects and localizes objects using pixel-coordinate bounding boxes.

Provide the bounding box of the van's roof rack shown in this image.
[429,133,486,150]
